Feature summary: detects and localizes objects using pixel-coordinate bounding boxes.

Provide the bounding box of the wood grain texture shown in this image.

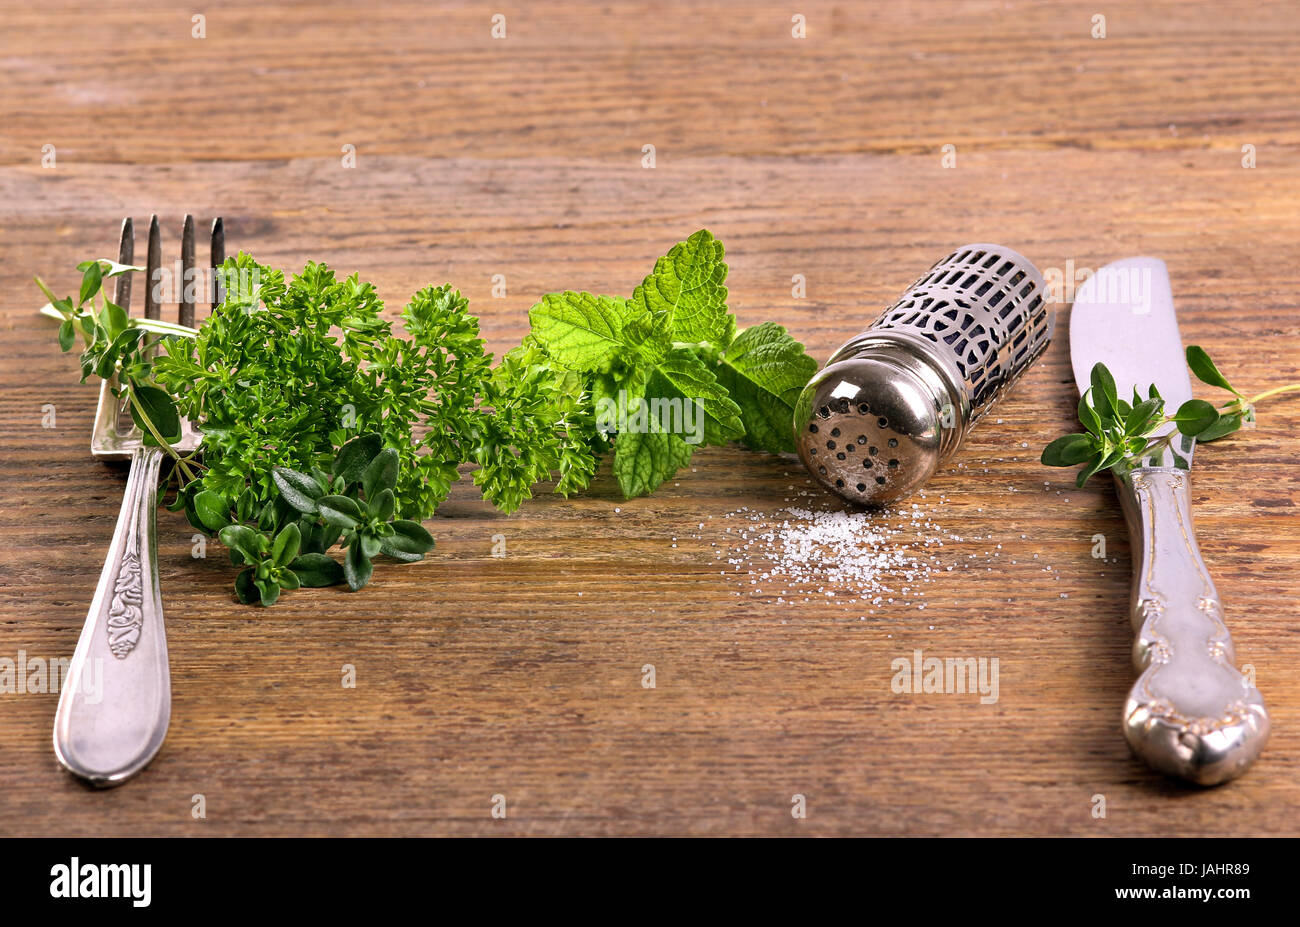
[1,0,1298,836]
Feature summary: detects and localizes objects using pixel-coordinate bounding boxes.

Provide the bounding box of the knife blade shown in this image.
[1069,257,1268,786]
[1069,257,1196,468]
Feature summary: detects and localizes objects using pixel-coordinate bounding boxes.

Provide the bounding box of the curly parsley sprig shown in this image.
[1042,346,1300,487]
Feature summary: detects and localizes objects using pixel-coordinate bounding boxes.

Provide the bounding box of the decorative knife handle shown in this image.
[53,447,171,786]
[1114,466,1268,785]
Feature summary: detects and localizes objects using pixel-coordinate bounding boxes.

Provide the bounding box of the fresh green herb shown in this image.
[522,229,817,497]
[1042,346,1300,486]
[41,230,819,604]
[37,259,201,485]
[192,434,434,605]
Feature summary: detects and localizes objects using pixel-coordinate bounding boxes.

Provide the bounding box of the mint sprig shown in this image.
[524,229,818,497]
[713,322,819,454]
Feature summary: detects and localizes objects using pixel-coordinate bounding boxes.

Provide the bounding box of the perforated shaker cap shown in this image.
[794,243,1052,506]
[793,341,955,504]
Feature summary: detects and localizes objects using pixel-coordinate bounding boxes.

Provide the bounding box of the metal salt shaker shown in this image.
[794,244,1054,505]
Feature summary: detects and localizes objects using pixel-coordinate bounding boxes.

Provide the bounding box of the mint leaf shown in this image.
[529,291,636,371]
[646,346,744,445]
[628,229,732,346]
[712,322,817,453]
[612,426,694,498]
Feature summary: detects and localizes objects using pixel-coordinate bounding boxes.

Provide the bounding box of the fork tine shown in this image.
[210,217,225,310]
[144,215,161,320]
[112,216,138,434]
[179,214,196,328]
[114,217,133,312]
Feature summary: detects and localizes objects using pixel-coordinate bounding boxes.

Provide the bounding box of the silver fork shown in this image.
[53,215,222,787]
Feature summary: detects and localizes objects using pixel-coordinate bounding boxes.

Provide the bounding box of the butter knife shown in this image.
[1069,257,1269,785]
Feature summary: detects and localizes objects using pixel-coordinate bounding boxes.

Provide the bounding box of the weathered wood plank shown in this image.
[0,0,1297,836]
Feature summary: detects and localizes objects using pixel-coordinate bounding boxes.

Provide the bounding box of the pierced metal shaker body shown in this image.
[794,244,1053,505]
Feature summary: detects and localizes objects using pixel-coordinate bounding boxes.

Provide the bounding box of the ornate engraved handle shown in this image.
[1114,467,1268,785]
[53,447,171,786]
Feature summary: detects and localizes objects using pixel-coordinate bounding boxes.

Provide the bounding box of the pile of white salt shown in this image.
[672,465,1067,616]
[707,499,965,612]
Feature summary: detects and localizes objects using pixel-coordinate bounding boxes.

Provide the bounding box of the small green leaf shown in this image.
[1041,433,1096,467]
[332,433,382,482]
[372,487,395,522]
[58,318,75,351]
[712,321,818,454]
[1124,398,1162,435]
[380,520,434,561]
[94,349,116,380]
[236,487,256,524]
[627,229,731,346]
[1074,452,1106,488]
[1196,412,1243,443]
[1090,363,1118,419]
[344,536,373,591]
[78,261,103,307]
[104,301,129,339]
[234,568,258,604]
[129,384,182,444]
[255,578,281,607]
[219,525,262,564]
[646,346,744,445]
[193,490,231,532]
[613,427,694,498]
[272,467,324,514]
[362,447,399,500]
[272,522,301,567]
[317,494,362,529]
[256,499,279,533]
[1098,447,1126,471]
[360,531,383,559]
[1173,398,1219,436]
[289,553,346,587]
[528,291,636,372]
[1186,345,1237,394]
[1077,390,1103,436]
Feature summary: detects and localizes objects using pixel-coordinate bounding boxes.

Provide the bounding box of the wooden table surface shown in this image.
[1,0,1297,836]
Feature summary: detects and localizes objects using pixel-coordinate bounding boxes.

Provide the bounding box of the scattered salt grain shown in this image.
[702,502,972,612]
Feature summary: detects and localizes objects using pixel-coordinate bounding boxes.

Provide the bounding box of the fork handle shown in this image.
[54,447,171,786]
[1115,467,1269,785]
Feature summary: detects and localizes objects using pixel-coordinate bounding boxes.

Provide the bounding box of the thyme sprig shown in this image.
[1042,346,1300,486]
